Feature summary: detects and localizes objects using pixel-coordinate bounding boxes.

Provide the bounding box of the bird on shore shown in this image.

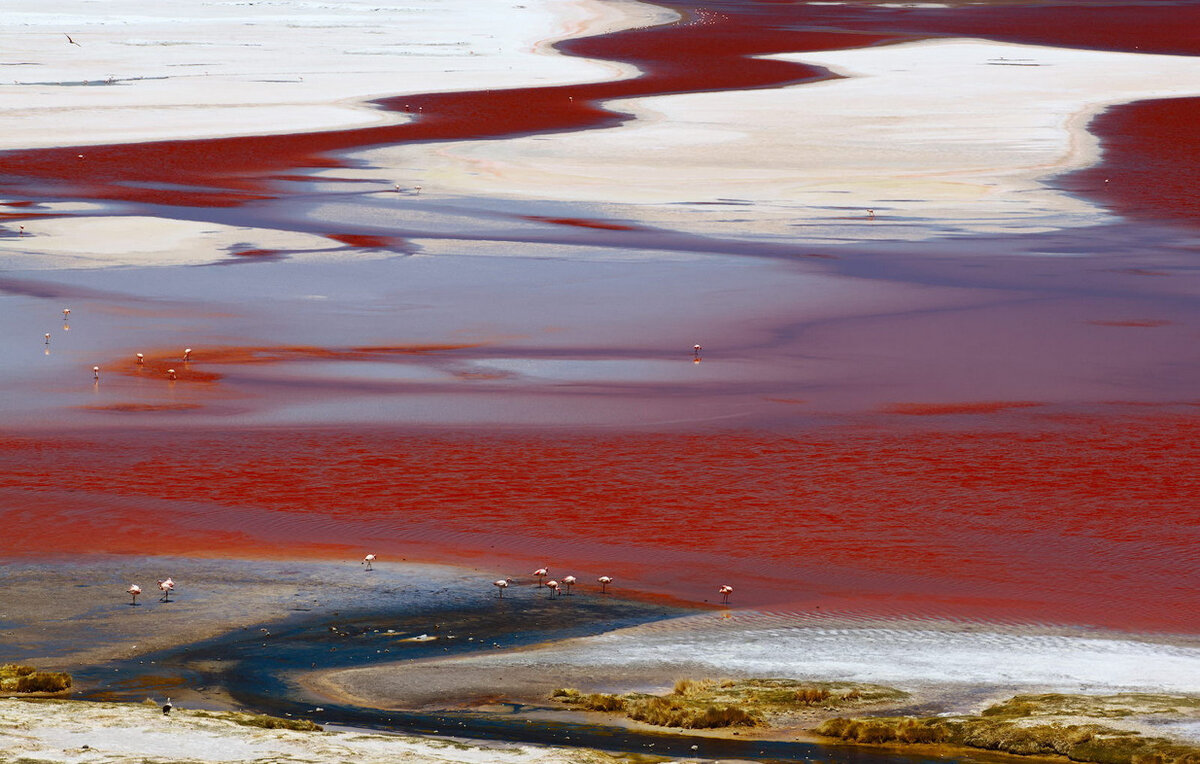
[533,567,548,587]
[493,578,512,598]
[719,584,733,604]
[157,578,175,601]
[598,575,612,594]
[64,34,81,47]
[162,698,172,716]
[545,580,561,597]
[127,584,141,605]
[562,575,576,595]
[362,553,376,570]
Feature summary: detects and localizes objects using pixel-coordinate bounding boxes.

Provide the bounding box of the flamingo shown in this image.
[719,584,733,604]
[362,553,376,570]
[62,308,70,319]
[157,578,175,601]
[183,348,192,362]
[493,578,512,598]
[127,584,141,605]
[867,209,875,219]
[167,368,177,380]
[562,575,576,595]
[136,353,144,365]
[533,567,548,587]
[545,580,561,597]
[92,366,100,380]
[598,575,612,594]
[44,333,50,345]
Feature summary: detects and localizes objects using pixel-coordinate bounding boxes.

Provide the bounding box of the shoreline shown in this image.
[0,0,671,151]
[2,553,1196,761]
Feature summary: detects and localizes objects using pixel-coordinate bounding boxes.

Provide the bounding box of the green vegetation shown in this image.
[817,693,1200,764]
[0,664,72,694]
[552,678,906,730]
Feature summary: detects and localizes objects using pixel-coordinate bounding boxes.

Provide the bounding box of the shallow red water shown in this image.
[2,416,1196,633]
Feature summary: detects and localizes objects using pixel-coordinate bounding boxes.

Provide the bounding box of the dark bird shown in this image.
[65,34,81,46]
[162,698,173,716]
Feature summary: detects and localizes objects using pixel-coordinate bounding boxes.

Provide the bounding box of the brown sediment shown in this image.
[524,216,640,231]
[229,248,283,259]
[325,233,398,248]
[78,403,204,413]
[107,342,483,382]
[1087,319,1171,328]
[880,401,1043,416]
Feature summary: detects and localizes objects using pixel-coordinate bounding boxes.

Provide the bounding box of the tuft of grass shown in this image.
[553,678,905,730]
[0,664,72,694]
[982,693,1200,720]
[189,709,322,732]
[796,688,832,705]
[817,713,1200,764]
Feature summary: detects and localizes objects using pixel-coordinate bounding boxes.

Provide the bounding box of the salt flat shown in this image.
[0,0,668,148]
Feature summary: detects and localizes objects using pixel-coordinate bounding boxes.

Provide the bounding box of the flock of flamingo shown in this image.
[47,307,191,382]
[364,555,733,603]
[122,558,731,610]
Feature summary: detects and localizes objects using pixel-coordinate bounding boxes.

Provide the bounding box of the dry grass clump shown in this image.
[0,664,72,694]
[818,712,1200,764]
[190,709,322,731]
[552,678,905,730]
[982,694,1200,720]
[625,695,762,729]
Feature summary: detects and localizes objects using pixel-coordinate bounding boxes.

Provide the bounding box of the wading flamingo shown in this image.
[62,308,70,319]
[545,580,561,597]
[183,348,192,362]
[719,584,733,604]
[493,578,512,598]
[598,575,612,594]
[362,553,376,570]
[167,368,177,380]
[562,575,576,595]
[92,366,100,380]
[127,584,141,605]
[533,567,548,587]
[44,333,50,345]
[136,353,144,365]
[158,578,175,601]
